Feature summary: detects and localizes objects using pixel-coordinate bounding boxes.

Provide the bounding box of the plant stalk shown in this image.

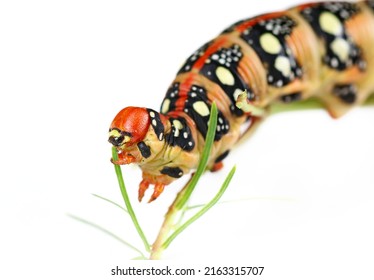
[149,181,190,260]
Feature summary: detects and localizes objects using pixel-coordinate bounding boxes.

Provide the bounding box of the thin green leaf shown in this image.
[364,94,374,106]
[67,213,146,258]
[270,98,324,115]
[92,193,129,214]
[176,102,218,209]
[112,147,150,252]
[131,256,148,260]
[162,165,236,249]
[186,196,296,210]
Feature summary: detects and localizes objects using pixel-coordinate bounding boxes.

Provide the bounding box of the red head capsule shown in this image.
[108,107,150,147]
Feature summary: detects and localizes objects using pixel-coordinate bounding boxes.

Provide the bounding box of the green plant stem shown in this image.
[270,95,374,115]
[162,165,236,250]
[365,94,374,106]
[149,103,219,259]
[269,98,324,115]
[149,178,192,260]
[112,147,150,253]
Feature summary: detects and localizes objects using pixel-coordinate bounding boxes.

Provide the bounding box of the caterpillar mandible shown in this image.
[108,1,374,202]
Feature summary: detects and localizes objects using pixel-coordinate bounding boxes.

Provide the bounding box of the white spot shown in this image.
[172,119,183,137]
[193,101,210,117]
[358,60,367,70]
[161,99,170,114]
[188,141,193,146]
[330,38,350,62]
[275,56,291,77]
[276,80,283,87]
[212,54,219,60]
[266,23,273,30]
[331,57,339,68]
[149,111,155,118]
[259,33,282,54]
[152,119,157,126]
[158,132,163,141]
[216,66,235,86]
[319,12,342,35]
[183,132,188,139]
[233,88,244,101]
[218,117,223,124]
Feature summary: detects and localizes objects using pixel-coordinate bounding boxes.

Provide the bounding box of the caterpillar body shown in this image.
[108,1,374,202]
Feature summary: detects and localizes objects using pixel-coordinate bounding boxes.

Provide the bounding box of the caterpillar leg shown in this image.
[211,161,224,172]
[148,183,165,203]
[138,179,150,202]
[317,82,372,118]
[235,90,266,117]
[139,176,167,202]
[234,90,268,146]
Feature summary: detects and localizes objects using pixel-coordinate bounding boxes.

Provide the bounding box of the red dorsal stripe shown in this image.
[235,12,285,33]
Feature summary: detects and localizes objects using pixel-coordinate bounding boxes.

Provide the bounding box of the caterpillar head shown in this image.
[108,107,150,149]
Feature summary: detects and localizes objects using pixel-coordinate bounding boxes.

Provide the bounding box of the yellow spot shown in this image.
[109,130,121,138]
[330,38,350,62]
[216,66,235,86]
[123,135,131,143]
[172,119,183,137]
[193,101,210,117]
[259,33,282,54]
[275,56,291,77]
[319,12,342,35]
[161,98,170,114]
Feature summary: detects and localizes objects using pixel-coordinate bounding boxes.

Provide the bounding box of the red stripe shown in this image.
[175,74,195,110]
[296,2,318,11]
[174,36,229,110]
[235,12,285,33]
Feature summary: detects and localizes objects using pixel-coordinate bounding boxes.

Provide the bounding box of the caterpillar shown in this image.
[108,1,374,202]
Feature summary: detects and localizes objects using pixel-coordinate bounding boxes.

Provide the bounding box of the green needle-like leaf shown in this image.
[112,147,150,252]
[176,102,218,209]
[92,193,129,214]
[365,94,374,106]
[162,165,236,249]
[67,214,146,258]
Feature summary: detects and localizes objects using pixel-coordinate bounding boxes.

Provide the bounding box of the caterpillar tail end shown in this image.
[235,90,265,117]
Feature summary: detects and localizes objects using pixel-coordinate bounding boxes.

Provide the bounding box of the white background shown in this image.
[1,0,373,279]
